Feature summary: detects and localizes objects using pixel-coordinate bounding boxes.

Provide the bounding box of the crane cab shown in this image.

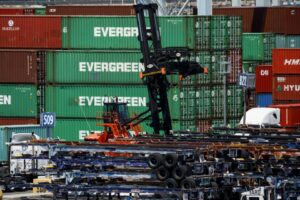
[102,102,130,125]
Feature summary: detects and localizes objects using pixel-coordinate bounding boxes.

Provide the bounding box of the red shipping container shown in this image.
[0,50,38,83]
[0,16,61,49]
[214,7,300,34]
[284,7,300,35]
[273,75,300,101]
[255,65,272,93]
[0,8,34,15]
[46,5,135,15]
[263,7,283,33]
[0,118,38,125]
[270,104,300,127]
[273,49,300,75]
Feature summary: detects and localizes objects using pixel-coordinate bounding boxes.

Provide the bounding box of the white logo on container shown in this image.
[284,59,300,66]
[260,70,269,76]
[8,20,14,27]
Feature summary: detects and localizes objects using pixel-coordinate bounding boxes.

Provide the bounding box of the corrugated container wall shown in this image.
[273,75,300,101]
[256,65,272,93]
[46,50,144,84]
[0,16,61,48]
[180,85,243,120]
[194,15,242,50]
[0,50,38,84]
[45,85,180,119]
[284,7,300,35]
[264,7,284,33]
[0,118,38,126]
[0,8,34,15]
[272,49,300,75]
[214,7,300,34]
[46,5,135,15]
[0,85,37,117]
[61,16,194,49]
[276,35,300,48]
[0,125,49,161]
[270,104,300,127]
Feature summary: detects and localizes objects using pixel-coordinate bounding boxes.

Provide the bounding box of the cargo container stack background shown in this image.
[255,65,273,107]
[0,4,247,137]
[180,15,243,132]
[3,4,300,139]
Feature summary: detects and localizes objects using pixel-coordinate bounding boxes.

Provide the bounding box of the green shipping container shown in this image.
[46,50,144,84]
[195,16,210,50]
[227,85,243,118]
[195,86,211,119]
[210,16,229,50]
[211,84,243,118]
[0,125,48,161]
[62,16,194,49]
[46,85,180,119]
[242,33,275,61]
[0,85,37,117]
[180,86,196,120]
[193,51,211,84]
[227,16,242,49]
[211,51,227,84]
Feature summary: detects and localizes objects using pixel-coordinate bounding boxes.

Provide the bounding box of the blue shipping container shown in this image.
[256,93,272,107]
[0,125,50,162]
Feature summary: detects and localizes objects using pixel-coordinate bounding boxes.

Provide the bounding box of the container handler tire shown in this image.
[164,153,178,169]
[148,153,164,169]
[156,165,170,181]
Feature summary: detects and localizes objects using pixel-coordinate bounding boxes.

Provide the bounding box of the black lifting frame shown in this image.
[134,4,207,135]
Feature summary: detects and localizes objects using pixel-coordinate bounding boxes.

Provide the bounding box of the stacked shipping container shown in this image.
[272,49,300,104]
[180,16,243,131]
[0,7,245,138]
[242,33,275,109]
[255,65,273,107]
[215,7,300,110]
[0,50,40,125]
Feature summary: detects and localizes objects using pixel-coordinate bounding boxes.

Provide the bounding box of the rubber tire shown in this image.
[164,178,178,189]
[172,165,187,181]
[148,153,164,169]
[180,178,196,189]
[156,165,170,181]
[164,153,178,169]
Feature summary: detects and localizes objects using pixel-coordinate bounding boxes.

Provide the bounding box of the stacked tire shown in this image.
[147,153,195,189]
